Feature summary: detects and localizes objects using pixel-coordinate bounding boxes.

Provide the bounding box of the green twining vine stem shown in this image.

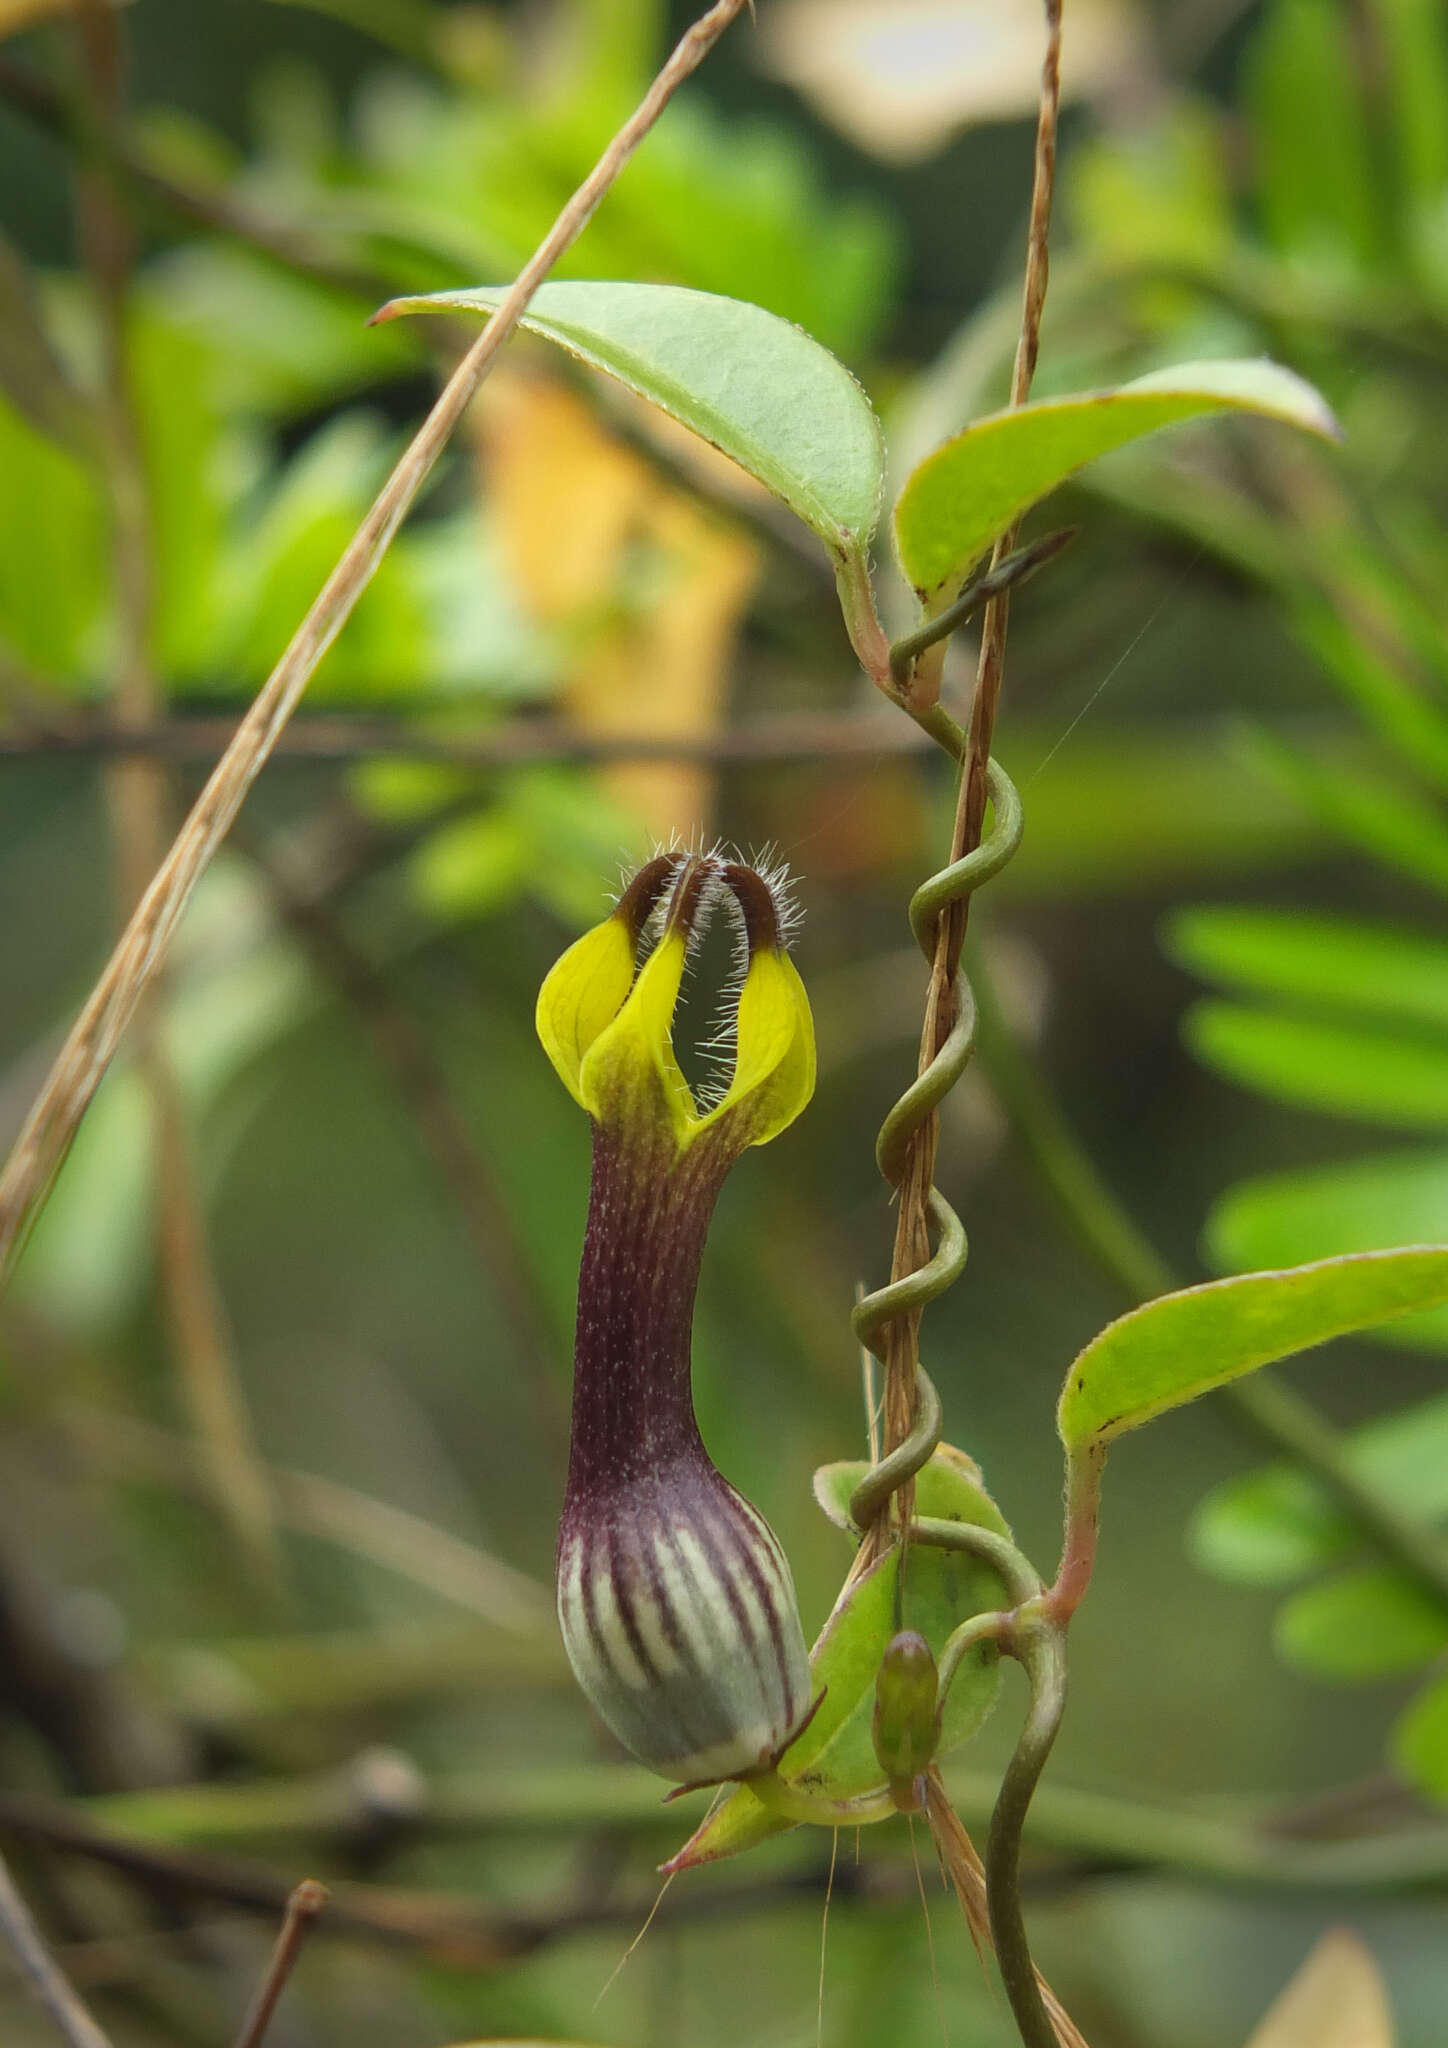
[839,737,1070,2048]
[847,753,1024,1534]
[887,532,1074,692]
[849,756,1023,1379]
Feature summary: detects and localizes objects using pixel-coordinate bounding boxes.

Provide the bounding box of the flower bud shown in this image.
[872,1629,940,1812]
[538,852,815,1784]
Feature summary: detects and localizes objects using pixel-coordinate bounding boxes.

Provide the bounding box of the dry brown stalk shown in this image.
[870,0,1065,1526]
[911,10,1073,2042]
[0,0,752,1288]
[63,1406,554,1635]
[74,0,284,1589]
[0,1789,900,1970]
[0,708,935,766]
[231,1880,329,2048]
[241,831,568,1434]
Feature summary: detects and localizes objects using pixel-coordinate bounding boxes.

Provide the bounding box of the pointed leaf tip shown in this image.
[893,356,1340,598]
[1059,1246,1448,1451]
[373,282,884,555]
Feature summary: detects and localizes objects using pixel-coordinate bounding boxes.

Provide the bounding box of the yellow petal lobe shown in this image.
[536,914,636,1109]
[703,948,815,1146]
[578,930,695,1146]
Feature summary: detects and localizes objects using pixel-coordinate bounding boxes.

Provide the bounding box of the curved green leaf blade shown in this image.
[1185,1003,1448,1129]
[1190,1390,1448,1587]
[893,358,1338,597]
[1246,728,1448,896]
[373,282,884,556]
[1393,1669,1448,1801]
[1207,1151,1448,1353]
[1275,1565,1448,1680]
[1057,1248,1448,1451]
[1166,908,1448,1032]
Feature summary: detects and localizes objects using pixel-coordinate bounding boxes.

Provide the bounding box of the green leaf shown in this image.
[1189,1463,1345,1587]
[791,1544,1002,1790]
[410,808,530,923]
[811,1441,1010,1538]
[156,244,414,414]
[0,393,107,680]
[1166,909,1448,1033]
[1184,1003,1448,1130]
[1057,1249,1448,1451]
[1207,1151,1448,1353]
[213,415,431,699]
[1392,1668,1448,1800]
[130,310,229,680]
[1291,597,1448,799]
[373,282,885,556]
[1275,1565,1448,1679]
[1373,0,1448,208]
[1247,728,1448,897]
[669,1462,1009,1869]
[1068,102,1234,274]
[1245,0,1382,273]
[1190,1391,1448,1586]
[891,358,1337,598]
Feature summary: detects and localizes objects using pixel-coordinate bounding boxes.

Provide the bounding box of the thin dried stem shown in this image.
[148,1076,284,1590]
[874,0,1063,1493]
[232,1880,328,2048]
[63,1406,553,1634]
[0,1846,114,2048]
[924,1766,1086,2048]
[895,8,1071,2041]
[73,0,283,1589]
[0,1793,879,1967]
[0,0,752,1288]
[953,0,1062,880]
[0,709,935,766]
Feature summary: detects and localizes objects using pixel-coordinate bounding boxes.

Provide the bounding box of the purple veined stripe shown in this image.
[734,1491,801,1616]
[561,1532,628,1701]
[709,1486,796,1706]
[589,1509,743,1765]
[656,1508,746,1689]
[692,1490,789,1724]
[599,1516,674,1695]
[575,1521,645,1691]
[610,1518,720,1759]
[631,1505,691,1668]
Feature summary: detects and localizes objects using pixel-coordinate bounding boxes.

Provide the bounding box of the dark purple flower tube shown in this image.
[537,853,815,1783]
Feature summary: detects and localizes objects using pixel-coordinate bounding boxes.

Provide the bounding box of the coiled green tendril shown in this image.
[848,757,1024,1533]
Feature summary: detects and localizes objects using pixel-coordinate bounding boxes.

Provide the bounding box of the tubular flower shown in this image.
[538,851,816,1785]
